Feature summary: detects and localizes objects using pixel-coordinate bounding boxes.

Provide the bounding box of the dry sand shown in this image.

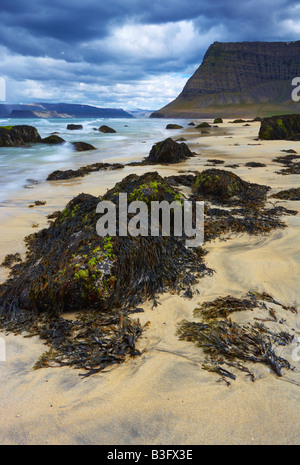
[0,120,299,445]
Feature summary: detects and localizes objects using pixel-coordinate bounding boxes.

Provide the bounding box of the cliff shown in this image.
[151,41,300,119]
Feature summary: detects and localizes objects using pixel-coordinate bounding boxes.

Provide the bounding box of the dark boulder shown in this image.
[259,114,300,140]
[71,141,96,152]
[166,124,183,129]
[41,135,66,144]
[67,124,83,130]
[193,168,269,204]
[99,125,116,133]
[146,137,193,164]
[0,125,41,146]
[0,172,208,375]
[213,118,223,124]
[196,122,211,128]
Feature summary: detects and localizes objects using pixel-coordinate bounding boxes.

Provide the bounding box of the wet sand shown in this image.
[0,120,299,445]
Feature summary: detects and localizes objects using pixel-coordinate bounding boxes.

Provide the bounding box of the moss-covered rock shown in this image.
[196,122,211,128]
[166,124,183,129]
[259,114,300,140]
[71,141,96,152]
[67,124,83,130]
[41,135,66,144]
[0,125,41,146]
[213,118,223,124]
[192,168,270,205]
[0,172,207,316]
[99,125,116,133]
[146,137,193,164]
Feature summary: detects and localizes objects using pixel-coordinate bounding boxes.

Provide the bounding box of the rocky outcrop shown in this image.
[192,169,269,204]
[151,41,300,118]
[41,135,66,144]
[70,141,96,152]
[0,125,41,146]
[259,114,300,140]
[166,124,183,129]
[0,172,206,375]
[67,124,83,130]
[146,137,193,164]
[99,125,116,133]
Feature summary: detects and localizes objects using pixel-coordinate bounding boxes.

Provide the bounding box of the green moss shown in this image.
[74,269,89,280]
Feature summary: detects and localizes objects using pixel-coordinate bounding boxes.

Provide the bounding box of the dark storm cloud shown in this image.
[0,0,299,108]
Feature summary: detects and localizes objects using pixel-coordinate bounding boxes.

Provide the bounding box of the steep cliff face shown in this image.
[151,41,300,118]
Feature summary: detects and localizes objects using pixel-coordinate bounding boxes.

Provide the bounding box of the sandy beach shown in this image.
[0,120,299,445]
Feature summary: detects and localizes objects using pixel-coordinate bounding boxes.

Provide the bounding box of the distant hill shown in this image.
[151,41,300,119]
[0,103,134,119]
[127,109,155,118]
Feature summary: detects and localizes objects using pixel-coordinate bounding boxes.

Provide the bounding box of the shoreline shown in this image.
[0,120,299,445]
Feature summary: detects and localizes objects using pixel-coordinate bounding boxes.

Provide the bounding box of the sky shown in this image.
[0,0,299,110]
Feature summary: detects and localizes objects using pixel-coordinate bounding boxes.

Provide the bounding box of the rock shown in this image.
[230,119,247,123]
[41,135,66,144]
[0,125,41,146]
[0,172,208,375]
[166,124,183,129]
[71,142,96,152]
[145,137,193,164]
[188,122,195,126]
[196,122,211,128]
[67,124,83,130]
[213,118,223,124]
[259,114,300,140]
[245,162,266,167]
[192,168,269,204]
[99,125,116,133]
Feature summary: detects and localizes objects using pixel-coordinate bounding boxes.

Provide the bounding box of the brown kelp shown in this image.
[165,169,297,241]
[177,293,296,384]
[271,188,300,201]
[273,153,300,175]
[0,172,210,376]
[47,162,124,181]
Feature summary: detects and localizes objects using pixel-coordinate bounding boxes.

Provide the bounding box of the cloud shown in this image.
[0,0,299,109]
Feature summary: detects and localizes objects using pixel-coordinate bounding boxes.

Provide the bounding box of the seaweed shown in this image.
[177,293,296,384]
[270,188,300,200]
[0,172,211,376]
[47,162,124,181]
[165,169,298,241]
[1,253,22,268]
[273,153,300,175]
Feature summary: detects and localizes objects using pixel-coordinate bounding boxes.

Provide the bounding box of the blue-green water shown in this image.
[0,117,189,203]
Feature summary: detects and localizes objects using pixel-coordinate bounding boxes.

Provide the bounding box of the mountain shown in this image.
[151,41,300,119]
[0,103,134,119]
[127,109,155,118]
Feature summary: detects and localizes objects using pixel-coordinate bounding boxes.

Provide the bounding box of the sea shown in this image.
[0,117,190,204]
